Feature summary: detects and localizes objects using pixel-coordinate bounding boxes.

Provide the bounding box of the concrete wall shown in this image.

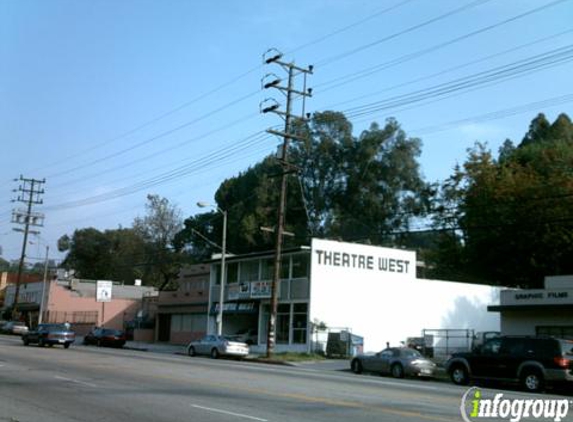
[133,329,155,342]
[501,309,573,336]
[47,282,140,330]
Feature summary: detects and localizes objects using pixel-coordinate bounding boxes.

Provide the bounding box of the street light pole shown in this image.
[197,202,227,336]
[39,245,49,325]
[218,209,227,336]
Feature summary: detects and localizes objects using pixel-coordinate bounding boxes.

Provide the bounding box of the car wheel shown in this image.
[97,339,102,347]
[450,365,470,385]
[391,363,404,379]
[38,339,45,347]
[64,343,70,349]
[22,338,29,346]
[210,348,220,359]
[351,359,363,374]
[521,369,544,393]
[188,346,196,357]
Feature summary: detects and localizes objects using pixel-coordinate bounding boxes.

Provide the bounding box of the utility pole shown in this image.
[261,49,312,357]
[11,175,46,319]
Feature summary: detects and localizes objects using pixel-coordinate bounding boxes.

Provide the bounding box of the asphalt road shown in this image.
[0,335,567,422]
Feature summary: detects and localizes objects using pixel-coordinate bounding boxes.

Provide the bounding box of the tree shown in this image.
[432,113,573,287]
[58,227,146,283]
[292,112,431,246]
[175,157,308,258]
[176,111,431,256]
[133,194,184,290]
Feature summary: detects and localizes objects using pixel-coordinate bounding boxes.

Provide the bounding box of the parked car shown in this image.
[187,335,249,359]
[1,321,29,335]
[22,323,75,348]
[83,327,127,348]
[445,335,573,392]
[351,347,437,378]
[232,328,258,345]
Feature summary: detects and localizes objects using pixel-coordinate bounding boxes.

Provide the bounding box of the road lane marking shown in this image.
[54,375,97,388]
[191,404,268,421]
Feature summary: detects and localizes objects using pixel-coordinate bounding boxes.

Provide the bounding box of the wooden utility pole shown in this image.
[11,176,45,319]
[261,49,312,357]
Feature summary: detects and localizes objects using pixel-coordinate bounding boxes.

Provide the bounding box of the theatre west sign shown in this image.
[311,238,415,279]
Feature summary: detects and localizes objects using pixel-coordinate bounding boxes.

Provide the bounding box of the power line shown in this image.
[40,132,273,211]
[316,0,571,92]
[411,93,573,135]
[325,28,573,110]
[47,112,264,195]
[342,45,573,119]
[285,0,417,55]
[2,1,419,187]
[45,90,261,180]
[315,0,494,67]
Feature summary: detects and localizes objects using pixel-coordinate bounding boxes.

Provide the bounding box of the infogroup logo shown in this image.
[460,387,570,422]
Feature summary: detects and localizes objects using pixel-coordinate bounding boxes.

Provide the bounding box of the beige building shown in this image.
[488,275,573,339]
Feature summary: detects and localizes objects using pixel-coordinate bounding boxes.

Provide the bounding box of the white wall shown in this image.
[310,239,499,352]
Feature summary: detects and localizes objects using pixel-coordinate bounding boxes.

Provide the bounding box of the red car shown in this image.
[83,328,126,348]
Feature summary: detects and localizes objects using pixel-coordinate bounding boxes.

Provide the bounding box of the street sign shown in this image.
[96,280,113,302]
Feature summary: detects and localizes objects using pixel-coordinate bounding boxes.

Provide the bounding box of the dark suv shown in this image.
[445,336,573,392]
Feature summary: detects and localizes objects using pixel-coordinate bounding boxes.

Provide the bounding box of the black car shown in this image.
[445,336,573,392]
[83,327,126,348]
[22,323,75,348]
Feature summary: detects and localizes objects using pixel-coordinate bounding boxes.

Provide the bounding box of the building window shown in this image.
[172,314,183,332]
[261,258,274,281]
[292,303,308,344]
[171,314,207,333]
[239,260,259,283]
[276,304,290,344]
[292,254,309,278]
[226,262,238,284]
[213,264,221,285]
[537,326,573,340]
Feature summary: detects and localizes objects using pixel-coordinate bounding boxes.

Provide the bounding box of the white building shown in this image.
[488,275,573,339]
[208,238,499,353]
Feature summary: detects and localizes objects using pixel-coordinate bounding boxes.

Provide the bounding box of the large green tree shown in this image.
[177,111,431,257]
[133,194,184,290]
[58,227,146,282]
[431,113,573,287]
[175,157,308,257]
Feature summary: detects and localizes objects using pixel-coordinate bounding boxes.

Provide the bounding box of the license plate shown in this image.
[58,340,65,343]
[421,369,432,374]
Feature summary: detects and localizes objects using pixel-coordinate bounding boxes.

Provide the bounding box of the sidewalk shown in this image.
[124,340,187,355]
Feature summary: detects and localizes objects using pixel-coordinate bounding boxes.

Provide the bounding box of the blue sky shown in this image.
[1,0,572,264]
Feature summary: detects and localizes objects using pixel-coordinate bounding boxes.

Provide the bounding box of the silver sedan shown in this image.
[351,347,436,378]
[187,335,249,359]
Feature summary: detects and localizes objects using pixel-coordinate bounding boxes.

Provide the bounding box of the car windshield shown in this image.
[102,329,122,336]
[40,324,69,331]
[400,349,423,358]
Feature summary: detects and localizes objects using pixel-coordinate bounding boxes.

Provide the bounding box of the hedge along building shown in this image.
[207,238,500,353]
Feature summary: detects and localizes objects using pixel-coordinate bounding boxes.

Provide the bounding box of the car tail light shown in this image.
[554,357,571,368]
